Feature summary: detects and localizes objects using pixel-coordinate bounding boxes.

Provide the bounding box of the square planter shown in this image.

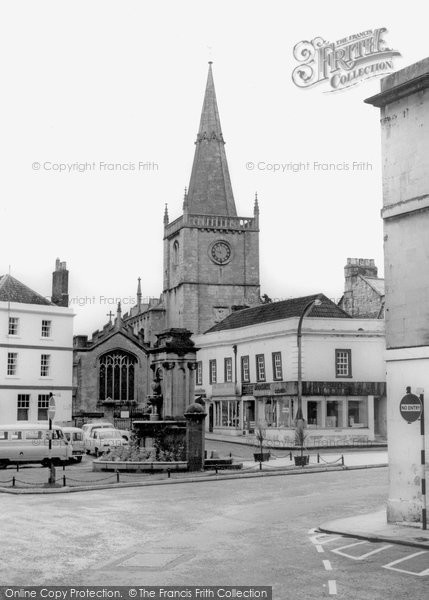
[254,452,271,462]
[294,455,310,467]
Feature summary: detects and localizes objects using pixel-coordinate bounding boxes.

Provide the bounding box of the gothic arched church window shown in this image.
[173,240,179,266]
[98,350,137,402]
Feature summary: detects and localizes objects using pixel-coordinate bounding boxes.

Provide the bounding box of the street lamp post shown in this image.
[296,297,322,422]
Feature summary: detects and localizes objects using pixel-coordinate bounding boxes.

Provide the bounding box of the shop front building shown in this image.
[193,294,386,445]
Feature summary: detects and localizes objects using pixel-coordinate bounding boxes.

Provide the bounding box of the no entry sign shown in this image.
[400,392,422,423]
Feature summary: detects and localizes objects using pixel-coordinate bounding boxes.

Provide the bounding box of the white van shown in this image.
[0,423,71,467]
[60,427,84,463]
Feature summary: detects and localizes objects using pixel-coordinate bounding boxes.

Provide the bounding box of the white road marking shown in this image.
[316,544,324,553]
[383,551,429,576]
[328,580,337,595]
[309,533,342,545]
[332,540,393,560]
[354,544,394,559]
[323,559,333,571]
[331,540,369,559]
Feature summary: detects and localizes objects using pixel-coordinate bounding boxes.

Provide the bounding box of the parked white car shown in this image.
[82,422,114,452]
[87,428,129,457]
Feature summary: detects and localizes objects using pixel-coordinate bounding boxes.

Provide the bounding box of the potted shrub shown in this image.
[294,418,310,466]
[254,425,270,469]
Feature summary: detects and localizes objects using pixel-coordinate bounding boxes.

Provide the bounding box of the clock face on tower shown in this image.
[210,240,232,265]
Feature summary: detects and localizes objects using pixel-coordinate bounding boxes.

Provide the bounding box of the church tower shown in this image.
[163,63,260,335]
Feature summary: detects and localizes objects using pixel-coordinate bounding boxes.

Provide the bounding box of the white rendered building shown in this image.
[0,261,74,424]
[194,294,386,446]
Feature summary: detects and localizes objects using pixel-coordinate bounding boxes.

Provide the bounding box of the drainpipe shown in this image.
[233,344,242,431]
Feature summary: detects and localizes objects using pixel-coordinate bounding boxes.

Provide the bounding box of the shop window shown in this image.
[307,400,322,427]
[347,399,368,427]
[326,400,344,428]
[264,399,276,426]
[277,399,294,427]
[215,400,239,427]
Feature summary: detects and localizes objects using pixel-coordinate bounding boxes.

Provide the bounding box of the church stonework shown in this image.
[73,63,261,419]
[162,63,260,335]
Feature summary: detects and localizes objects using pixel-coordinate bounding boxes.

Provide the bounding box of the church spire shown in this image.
[163,203,169,225]
[183,187,188,212]
[114,301,123,331]
[186,62,237,217]
[137,277,142,312]
[253,192,259,226]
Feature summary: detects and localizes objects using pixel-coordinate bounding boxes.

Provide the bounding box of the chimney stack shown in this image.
[344,258,378,292]
[51,258,69,307]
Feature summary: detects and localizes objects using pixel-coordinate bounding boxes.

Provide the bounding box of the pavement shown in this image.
[0,448,388,494]
[206,431,388,449]
[319,508,429,550]
[240,449,387,469]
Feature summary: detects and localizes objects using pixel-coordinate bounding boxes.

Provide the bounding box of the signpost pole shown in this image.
[420,393,427,530]
[48,393,56,485]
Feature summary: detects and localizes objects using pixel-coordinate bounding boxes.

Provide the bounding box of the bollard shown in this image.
[16,464,19,472]
[116,471,120,483]
[317,453,320,464]
[12,476,15,487]
[341,455,344,466]
[63,475,66,487]
[229,452,232,458]
[289,451,292,461]
[167,469,171,479]
[215,467,218,475]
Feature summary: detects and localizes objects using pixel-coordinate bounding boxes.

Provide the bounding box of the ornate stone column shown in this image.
[149,329,199,419]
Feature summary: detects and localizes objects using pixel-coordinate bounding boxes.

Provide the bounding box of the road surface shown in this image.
[0,468,427,598]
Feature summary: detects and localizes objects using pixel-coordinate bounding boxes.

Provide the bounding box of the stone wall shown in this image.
[73,334,149,417]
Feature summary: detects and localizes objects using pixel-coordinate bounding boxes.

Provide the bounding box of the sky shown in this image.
[0,1,426,334]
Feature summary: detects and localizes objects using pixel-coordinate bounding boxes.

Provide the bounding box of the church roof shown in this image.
[0,274,53,306]
[186,63,237,217]
[206,294,351,333]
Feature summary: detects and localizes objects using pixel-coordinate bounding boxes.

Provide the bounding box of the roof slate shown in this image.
[206,294,351,333]
[0,274,53,306]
